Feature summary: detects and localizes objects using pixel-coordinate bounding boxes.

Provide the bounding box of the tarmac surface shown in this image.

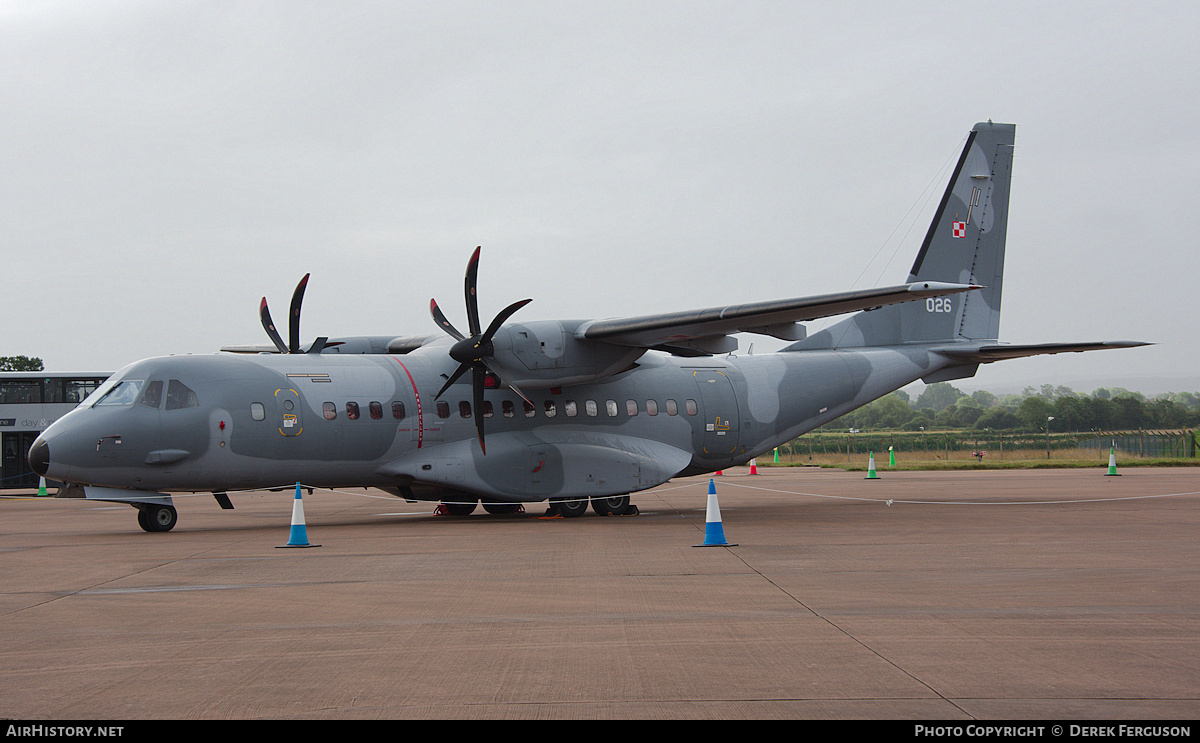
[2,465,1198,720]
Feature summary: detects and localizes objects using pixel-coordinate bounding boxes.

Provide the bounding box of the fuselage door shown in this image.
[275,387,303,437]
[693,369,740,456]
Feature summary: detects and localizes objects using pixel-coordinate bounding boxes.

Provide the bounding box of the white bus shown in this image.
[1,372,110,488]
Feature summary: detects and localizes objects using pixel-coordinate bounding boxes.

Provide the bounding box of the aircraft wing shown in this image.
[576,281,978,352]
[932,340,1153,362]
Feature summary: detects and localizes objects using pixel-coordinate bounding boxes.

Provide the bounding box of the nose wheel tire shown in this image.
[137,504,178,533]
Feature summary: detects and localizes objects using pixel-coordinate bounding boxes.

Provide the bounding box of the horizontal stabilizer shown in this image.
[933,340,1152,363]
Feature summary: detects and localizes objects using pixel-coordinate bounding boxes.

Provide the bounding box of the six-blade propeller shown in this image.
[255,249,525,454]
[259,273,327,354]
[429,246,531,454]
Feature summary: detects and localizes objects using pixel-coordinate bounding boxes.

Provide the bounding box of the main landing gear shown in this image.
[136,504,178,533]
[546,494,637,518]
[436,495,637,518]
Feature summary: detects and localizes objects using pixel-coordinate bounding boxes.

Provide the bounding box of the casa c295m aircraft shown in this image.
[29,122,1147,532]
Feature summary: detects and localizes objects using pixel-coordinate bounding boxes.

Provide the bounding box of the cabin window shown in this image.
[437,401,450,418]
[392,401,405,420]
[626,400,638,416]
[523,401,535,418]
[251,403,266,421]
[685,399,698,416]
[0,380,42,404]
[459,401,472,418]
[605,400,618,417]
[482,400,493,418]
[346,402,360,420]
[585,400,597,417]
[165,380,199,410]
[138,381,164,409]
[323,402,337,420]
[646,399,658,416]
[544,400,557,418]
[564,400,577,417]
[62,379,102,403]
[665,399,678,416]
[502,400,515,418]
[369,401,383,420]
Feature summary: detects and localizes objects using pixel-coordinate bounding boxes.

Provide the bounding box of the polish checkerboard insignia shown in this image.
[952,220,967,238]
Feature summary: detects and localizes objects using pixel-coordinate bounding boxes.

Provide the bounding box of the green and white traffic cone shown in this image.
[37,477,47,497]
[865,452,880,479]
[889,445,895,467]
[1105,443,1121,476]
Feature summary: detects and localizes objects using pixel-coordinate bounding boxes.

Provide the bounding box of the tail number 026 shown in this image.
[926,297,954,313]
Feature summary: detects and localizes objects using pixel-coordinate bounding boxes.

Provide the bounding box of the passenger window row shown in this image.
[303,398,699,422]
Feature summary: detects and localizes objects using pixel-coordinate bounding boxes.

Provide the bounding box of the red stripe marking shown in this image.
[390,357,422,449]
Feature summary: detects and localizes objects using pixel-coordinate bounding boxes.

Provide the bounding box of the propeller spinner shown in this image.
[260,274,327,354]
[430,246,531,454]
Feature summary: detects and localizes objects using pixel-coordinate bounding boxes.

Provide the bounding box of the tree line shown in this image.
[822,382,1200,433]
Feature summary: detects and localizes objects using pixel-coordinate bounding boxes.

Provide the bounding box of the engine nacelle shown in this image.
[487,320,645,389]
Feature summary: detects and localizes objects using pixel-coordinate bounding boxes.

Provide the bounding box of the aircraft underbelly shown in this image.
[377,431,690,501]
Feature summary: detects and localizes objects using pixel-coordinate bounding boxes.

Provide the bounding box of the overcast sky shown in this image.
[3,1,1196,395]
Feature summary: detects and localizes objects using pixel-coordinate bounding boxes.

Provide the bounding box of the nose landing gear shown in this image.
[136,504,178,532]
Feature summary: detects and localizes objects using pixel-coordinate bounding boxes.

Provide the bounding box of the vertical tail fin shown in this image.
[903,120,1015,342]
[788,121,1016,350]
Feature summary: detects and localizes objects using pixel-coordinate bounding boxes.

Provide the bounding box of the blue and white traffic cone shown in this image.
[278,483,320,548]
[694,479,737,547]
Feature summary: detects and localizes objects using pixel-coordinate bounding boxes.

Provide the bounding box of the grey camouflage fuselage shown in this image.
[28,122,1147,527]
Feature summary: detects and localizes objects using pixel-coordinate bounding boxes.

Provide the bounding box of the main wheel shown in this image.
[592,495,631,516]
[481,501,522,515]
[139,504,177,532]
[551,497,589,518]
[443,499,478,516]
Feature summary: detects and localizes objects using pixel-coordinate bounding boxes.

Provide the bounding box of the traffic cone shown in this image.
[865,452,880,479]
[694,479,736,547]
[889,446,895,467]
[749,458,758,475]
[37,477,47,497]
[278,483,320,548]
[773,447,779,464]
[1105,443,1121,476]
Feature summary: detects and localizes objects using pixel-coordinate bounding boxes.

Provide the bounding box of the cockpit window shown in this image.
[95,380,144,406]
[138,381,164,409]
[165,380,198,410]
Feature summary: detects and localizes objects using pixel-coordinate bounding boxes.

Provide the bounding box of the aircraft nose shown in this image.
[28,437,49,478]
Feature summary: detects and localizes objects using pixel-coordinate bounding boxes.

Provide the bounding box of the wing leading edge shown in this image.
[576,281,979,352]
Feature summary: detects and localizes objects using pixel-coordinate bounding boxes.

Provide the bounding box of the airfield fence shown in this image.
[778,429,1198,464]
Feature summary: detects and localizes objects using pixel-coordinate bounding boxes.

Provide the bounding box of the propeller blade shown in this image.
[430,299,465,341]
[481,298,532,343]
[434,361,471,400]
[288,274,310,354]
[259,298,289,354]
[464,246,481,337]
[472,364,486,455]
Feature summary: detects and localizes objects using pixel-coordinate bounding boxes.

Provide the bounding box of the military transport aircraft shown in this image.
[29,122,1147,531]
